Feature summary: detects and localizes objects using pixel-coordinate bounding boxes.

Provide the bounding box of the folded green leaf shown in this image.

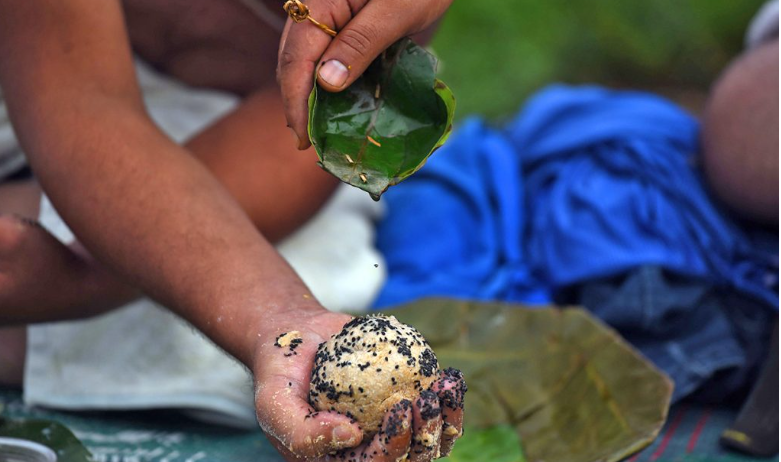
[308,38,455,200]
[387,298,673,462]
[0,418,94,462]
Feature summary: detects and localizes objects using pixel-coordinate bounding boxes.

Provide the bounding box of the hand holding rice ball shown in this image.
[309,315,466,459]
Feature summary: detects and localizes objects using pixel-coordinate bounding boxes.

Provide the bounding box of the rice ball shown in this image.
[309,315,439,439]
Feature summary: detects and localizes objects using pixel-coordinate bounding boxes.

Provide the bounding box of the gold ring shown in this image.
[283,0,337,37]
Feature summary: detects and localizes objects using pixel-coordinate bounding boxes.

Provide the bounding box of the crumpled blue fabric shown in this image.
[375,85,777,308]
[374,85,778,399]
[570,266,775,401]
[508,86,778,307]
[373,114,551,307]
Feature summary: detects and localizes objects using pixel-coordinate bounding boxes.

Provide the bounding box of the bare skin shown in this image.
[0,1,462,460]
[0,86,342,327]
[701,39,779,224]
[0,182,136,384]
[0,0,445,323]
[0,182,40,385]
[0,0,336,367]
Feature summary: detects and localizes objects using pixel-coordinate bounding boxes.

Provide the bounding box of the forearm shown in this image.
[1,86,338,328]
[0,1,334,366]
[18,99,319,365]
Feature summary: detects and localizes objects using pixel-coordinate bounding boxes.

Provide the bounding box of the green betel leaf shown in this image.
[308,38,455,200]
[0,418,94,462]
[386,299,674,462]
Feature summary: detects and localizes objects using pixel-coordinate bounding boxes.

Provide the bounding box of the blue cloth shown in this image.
[374,85,779,399]
[374,114,551,307]
[375,85,778,308]
[571,266,774,401]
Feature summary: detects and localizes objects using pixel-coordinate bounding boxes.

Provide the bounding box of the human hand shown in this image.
[277,0,453,150]
[252,309,465,461]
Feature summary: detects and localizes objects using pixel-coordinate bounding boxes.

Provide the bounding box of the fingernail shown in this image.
[318,60,349,87]
[332,424,358,446]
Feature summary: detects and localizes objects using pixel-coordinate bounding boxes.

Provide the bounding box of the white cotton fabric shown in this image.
[0,95,27,181]
[746,0,779,49]
[25,60,384,428]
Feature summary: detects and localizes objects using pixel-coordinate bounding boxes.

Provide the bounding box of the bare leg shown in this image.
[0,324,25,387]
[0,180,37,386]
[701,40,779,224]
[0,181,137,324]
[0,178,141,385]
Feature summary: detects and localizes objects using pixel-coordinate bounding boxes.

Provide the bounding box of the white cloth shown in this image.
[0,94,27,180]
[24,60,384,428]
[746,0,779,49]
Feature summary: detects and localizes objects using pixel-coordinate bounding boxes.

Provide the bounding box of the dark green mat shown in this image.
[1,387,777,462]
[0,387,284,462]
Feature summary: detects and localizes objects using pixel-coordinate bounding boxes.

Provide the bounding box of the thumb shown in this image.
[316,1,419,92]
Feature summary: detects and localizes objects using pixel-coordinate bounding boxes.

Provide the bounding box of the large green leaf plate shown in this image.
[388,299,674,462]
[308,38,455,200]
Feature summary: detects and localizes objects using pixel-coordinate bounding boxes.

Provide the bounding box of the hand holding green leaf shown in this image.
[308,38,455,200]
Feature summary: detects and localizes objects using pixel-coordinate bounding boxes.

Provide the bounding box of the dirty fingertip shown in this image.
[331,422,362,450]
[435,367,467,411]
[379,399,413,457]
[410,390,443,462]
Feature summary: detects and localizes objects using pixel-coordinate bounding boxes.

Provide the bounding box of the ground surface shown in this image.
[1,387,776,462]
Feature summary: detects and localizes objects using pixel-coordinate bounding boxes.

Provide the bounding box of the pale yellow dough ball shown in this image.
[309,315,439,439]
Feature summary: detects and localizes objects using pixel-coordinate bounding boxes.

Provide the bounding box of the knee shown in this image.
[701,40,779,224]
[0,215,30,257]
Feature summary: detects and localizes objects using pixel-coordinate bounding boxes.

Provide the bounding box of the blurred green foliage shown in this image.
[440,426,526,462]
[430,0,765,119]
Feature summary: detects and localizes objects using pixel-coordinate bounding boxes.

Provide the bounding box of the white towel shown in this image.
[746,0,779,49]
[24,60,384,428]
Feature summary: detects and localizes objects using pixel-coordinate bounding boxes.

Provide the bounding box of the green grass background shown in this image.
[429,0,765,119]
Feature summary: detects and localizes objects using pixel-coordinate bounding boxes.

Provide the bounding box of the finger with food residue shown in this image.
[256,372,362,458]
[409,389,443,461]
[432,368,466,457]
[327,399,413,462]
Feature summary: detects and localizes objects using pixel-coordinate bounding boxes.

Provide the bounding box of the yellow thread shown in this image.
[722,430,752,444]
[283,0,337,37]
[375,84,381,99]
[367,136,381,147]
[360,173,368,183]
